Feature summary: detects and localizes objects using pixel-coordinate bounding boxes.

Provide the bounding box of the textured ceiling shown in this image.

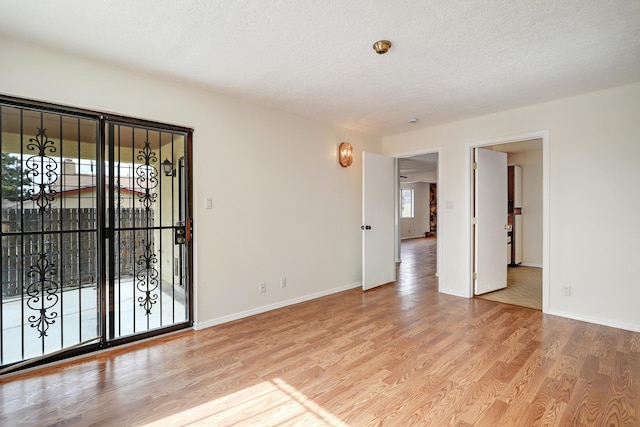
[1,0,639,136]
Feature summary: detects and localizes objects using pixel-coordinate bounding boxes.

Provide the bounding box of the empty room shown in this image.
[0,1,639,425]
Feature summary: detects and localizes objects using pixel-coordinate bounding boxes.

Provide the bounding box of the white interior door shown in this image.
[474,147,508,295]
[362,151,396,290]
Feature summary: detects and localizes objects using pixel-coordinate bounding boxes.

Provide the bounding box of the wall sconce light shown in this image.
[162,158,175,177]
[338,142,353,168]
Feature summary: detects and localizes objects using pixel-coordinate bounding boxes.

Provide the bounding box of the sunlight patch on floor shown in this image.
[142,378,348,426]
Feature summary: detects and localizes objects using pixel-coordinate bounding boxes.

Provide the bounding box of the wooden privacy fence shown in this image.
[1,208,154,297]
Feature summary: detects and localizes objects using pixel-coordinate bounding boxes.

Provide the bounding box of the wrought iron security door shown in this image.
[0,98,192,372]
[105,121,191,340]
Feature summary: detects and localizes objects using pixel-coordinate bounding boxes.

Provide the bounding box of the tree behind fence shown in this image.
[1,208,153,297]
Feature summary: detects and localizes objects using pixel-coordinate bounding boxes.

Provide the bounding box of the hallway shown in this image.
[397,237,437,291]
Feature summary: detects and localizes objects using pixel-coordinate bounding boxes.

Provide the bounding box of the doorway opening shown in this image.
[468,132,548,311]
[396,235,438,293]
[397,151,440,285]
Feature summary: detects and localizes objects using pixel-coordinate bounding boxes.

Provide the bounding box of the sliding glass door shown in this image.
[0,105,101,366]
[0,97,192,371]
[106,120,190,340]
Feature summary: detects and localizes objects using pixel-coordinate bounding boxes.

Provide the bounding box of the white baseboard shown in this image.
[521,262,543,268]
[196,285,639,334]
[546,309,640,333]
[194,281,362,331]
[400,234,428,240]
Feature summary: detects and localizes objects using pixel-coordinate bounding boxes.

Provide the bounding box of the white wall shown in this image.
[0,37,381,328]
[382,83,640,332]
[508,150,542,267]
[3,36,638,333]
[399,182,429,239]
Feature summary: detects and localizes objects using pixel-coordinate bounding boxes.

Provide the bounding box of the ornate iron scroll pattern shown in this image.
[26,128,58,213]
[134,141,159,315]
[136,239,159,314]
[135,141,158,212]
[24,127,60,337]
[26,252,59,337]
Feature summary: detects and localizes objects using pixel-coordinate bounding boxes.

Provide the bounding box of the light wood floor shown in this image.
[1,237,639,426]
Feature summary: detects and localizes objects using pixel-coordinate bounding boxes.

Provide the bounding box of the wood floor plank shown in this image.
[1,237,639,426]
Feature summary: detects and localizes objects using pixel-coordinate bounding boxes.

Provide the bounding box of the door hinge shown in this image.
[473,272,478,280]
[473,162,478,170]
[472,217,477,225]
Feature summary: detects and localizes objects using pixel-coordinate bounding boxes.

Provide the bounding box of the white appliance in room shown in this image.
[508,165,523,266]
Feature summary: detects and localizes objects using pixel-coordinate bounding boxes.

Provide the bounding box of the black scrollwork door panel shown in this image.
[107,123,188,340]
[1,106,100,367]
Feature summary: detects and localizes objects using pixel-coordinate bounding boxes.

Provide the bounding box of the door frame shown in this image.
[465,130,549,312]
[0,94,194,373]
[393,147,442,287]
[103,117,194,346]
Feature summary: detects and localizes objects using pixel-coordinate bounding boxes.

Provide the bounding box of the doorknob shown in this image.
[361,225,372,230]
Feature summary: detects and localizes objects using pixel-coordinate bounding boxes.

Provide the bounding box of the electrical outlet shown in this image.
[259,282,266,293]
[562,285,571,296]
[280,277,287,288]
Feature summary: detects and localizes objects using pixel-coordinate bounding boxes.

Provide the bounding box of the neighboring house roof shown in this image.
[4,173,153,206]
[54,172,150,198]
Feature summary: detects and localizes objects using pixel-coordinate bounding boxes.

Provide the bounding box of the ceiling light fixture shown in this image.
[372,40,392,54]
